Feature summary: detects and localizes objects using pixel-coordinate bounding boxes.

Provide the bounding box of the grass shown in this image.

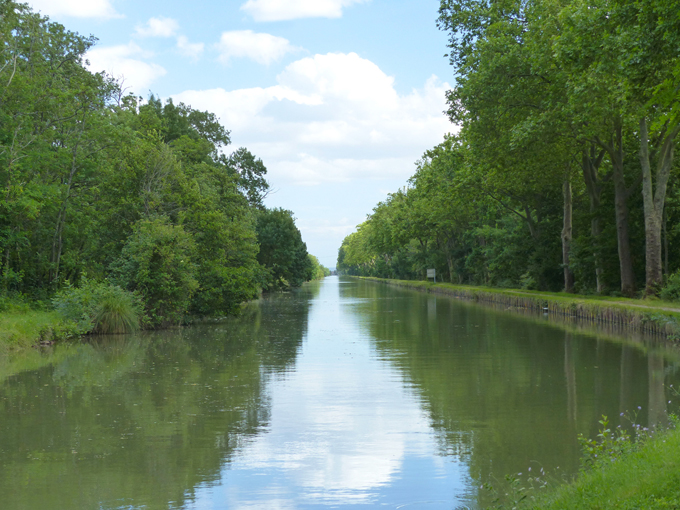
[367,277,680,309]
[0,308,70,351]
[522,425,680,509]
[93,290,142,334]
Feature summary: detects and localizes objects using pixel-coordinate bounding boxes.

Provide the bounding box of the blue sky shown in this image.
[29,0,456,268]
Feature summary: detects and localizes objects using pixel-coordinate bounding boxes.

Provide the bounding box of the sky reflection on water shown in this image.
[188,277,473,509]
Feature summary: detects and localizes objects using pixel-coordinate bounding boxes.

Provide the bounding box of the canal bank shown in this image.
[358,277,680,341]
[523,419,680,509]
[0,306,75,352]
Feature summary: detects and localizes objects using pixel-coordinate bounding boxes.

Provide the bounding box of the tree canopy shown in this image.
[0,0,322,327]
[340,0,680,298]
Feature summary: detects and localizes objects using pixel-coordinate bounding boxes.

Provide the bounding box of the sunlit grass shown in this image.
[0,309,63,351]
[526,426,680,509]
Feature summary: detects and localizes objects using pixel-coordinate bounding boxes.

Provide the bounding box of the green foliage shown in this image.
[0,1,276,330]
[338,136,563,290]
[660,272,680,302]
[521,416,680,509]
[0,308,74,351]
[0,293,31,314]
[480,411,679,510]
[256,208,312,290]
[578,415,633,469]
[111,218,198,327]
[308,254,330,280]
[93,291,143,334]
[343,0,680,297]
[52,278,143,335]
[225,148,270,209]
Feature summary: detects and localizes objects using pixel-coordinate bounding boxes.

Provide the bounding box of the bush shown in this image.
[660,271,680,301]
[0,293,31,314]
[52,278,143,335]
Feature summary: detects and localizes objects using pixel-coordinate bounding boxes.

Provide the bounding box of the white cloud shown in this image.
[85,43,167,94]
[177,36,205,60]
[135,16,179,38]
[172,52,452,186]
[241,0,368,22]
[29,0,120,19]
[216,30,298,66]
[197,320,449,507]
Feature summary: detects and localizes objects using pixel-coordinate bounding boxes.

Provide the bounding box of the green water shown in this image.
[1,277,679,509]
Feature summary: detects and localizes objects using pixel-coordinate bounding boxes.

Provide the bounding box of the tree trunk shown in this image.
[445,235,456,283]
[639,117,679,296]
[561,174,574,293]
[664,209,668,278]
[613,171,636,297]
[446,254,455,283]
[592,216,605,293]
[581,145,606,293]
[581,142,606,294]
[50,143,80,286]
[599,121,636,296]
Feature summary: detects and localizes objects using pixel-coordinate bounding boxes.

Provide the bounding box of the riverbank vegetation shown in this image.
[0,1,327,346]
[361,277,680,338]
[505,414,680,509]
[339,0,680,302]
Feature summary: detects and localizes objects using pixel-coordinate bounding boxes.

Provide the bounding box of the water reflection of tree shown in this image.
[342,279,679,500]
[0,284,317,509]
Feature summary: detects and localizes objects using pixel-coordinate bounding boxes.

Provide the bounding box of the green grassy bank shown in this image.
[358,277,680,340]
[0,307,73,352]
[521,424,680,509]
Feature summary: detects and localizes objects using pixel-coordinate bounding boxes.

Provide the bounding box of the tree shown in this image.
[225,148,270,209]
[256,208,312,290]
[111,217,198,327]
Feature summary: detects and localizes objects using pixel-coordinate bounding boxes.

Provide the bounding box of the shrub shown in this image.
[660,271,680,301]
[52,278,143,335]
[93,288,142,334]
[0,291,34,313]
[110,217,198,327]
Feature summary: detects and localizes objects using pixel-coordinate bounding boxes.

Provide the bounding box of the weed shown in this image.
[578,415,632,468]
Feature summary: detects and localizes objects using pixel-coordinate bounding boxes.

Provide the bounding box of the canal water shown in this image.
[1,277,679,509]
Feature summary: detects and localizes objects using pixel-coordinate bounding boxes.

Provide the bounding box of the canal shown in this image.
[1,276,679,509]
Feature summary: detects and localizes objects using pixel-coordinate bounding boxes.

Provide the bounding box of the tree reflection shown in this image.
[341,279,680,502]
[648,353,667,428]
[0,285,317,510]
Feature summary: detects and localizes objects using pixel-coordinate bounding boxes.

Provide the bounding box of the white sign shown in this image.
[427,269,436,279]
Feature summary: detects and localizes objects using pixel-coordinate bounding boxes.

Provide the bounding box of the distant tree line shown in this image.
[0,1,327,331]
[339,0,680,298]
